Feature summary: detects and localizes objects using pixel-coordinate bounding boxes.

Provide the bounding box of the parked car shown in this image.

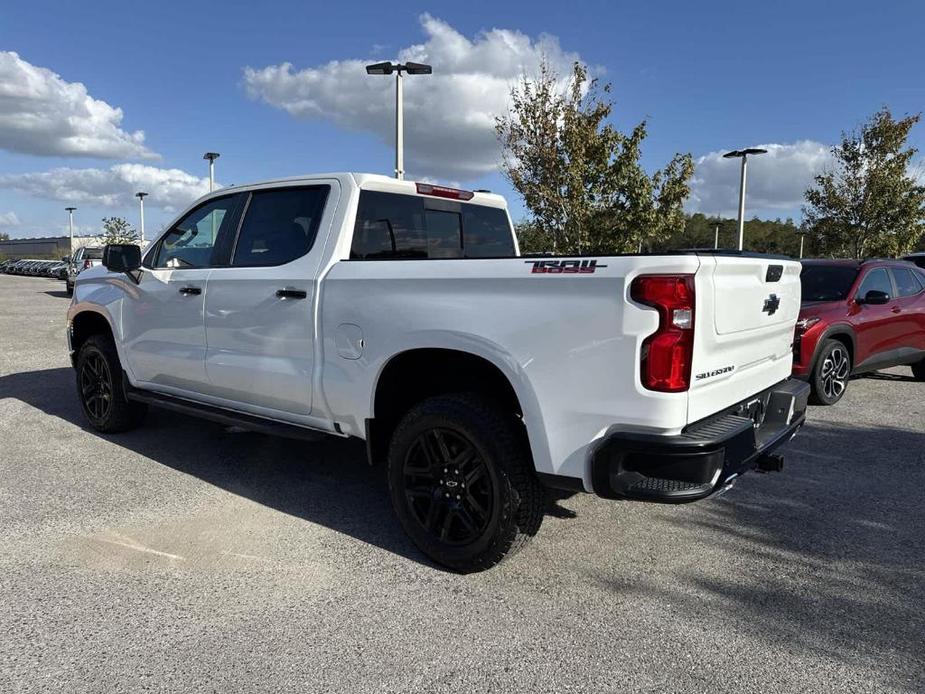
[65,246,103,295]
[51,261,69,280]
[0,259,14,273]
[903,252,925,269]
[793,259,925,404]
[67,173,810,572]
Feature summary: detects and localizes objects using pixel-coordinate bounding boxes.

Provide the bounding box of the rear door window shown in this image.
[232,186,329,267]
[891,267,924,297]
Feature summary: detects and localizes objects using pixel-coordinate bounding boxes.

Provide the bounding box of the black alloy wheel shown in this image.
[75,334,147,433]
[79,351,114,424]
[402,427,494,546]
[387,393,544,573]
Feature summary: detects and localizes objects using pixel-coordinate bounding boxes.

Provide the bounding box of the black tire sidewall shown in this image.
[387,396,523,572]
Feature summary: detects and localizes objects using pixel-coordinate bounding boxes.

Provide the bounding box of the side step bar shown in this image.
[124,380,337,443]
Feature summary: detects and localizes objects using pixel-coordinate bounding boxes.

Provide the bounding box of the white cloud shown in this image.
[0,211,20,226]
[0,164,211,211]
[688,141,832,216]
[0,51,157,160]
[243,14,581,180]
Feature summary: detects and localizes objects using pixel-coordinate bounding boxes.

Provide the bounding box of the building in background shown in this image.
[0,236,148,260]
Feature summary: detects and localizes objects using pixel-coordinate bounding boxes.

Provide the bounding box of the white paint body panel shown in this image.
[68,172,802,493]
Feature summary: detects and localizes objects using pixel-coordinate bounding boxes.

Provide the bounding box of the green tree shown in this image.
[100,217,139,245]
[803,107,925,259]
[496,61,693,255]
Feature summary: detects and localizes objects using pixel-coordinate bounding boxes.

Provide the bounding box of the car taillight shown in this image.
[83,259,92,269]
[630,274,695,392]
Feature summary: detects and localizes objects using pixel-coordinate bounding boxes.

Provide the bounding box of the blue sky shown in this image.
[1,0,923,239]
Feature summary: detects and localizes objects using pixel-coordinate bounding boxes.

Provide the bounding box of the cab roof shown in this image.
[218,172,507,208]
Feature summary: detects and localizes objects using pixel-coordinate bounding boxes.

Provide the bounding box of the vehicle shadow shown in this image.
[859,370,918,382]
[43,289,71,299]
[593,418,925,691]
[0,366,433,567]
[0,367,573,570]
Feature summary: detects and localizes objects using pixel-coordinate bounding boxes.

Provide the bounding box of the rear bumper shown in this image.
[590,378,810,503]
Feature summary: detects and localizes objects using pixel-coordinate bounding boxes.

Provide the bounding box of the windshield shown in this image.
[800,265,858,302]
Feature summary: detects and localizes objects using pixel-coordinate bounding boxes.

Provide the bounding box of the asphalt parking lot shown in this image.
[1,274,923,694]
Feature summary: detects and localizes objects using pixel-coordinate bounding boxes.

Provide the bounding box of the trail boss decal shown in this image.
[526,259,607,274]
[695,365,735,381]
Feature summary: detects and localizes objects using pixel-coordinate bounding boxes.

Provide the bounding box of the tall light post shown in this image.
[203,152,220,192]
[712,218,724,249]
[797,229,808,259]
[135,192,148,241]
[722,148,767,251]
[365,61,432,180]
[65,207,76,256]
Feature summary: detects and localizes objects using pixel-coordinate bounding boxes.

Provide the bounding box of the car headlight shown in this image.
[795,317,821,333]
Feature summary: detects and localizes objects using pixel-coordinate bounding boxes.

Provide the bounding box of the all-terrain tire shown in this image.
[809,338,852,406]
[387,393,544,573]
[75,334,147,433]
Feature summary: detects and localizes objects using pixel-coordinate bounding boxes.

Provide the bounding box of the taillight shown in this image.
[83,259,92,269]
[415,182,475,201]
[630,274,695,392]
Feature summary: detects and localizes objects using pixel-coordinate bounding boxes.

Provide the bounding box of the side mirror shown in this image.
[62,256,70,263]
[103,244,142,274]
[859,289,890,305]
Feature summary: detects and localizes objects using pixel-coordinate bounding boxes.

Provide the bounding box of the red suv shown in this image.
[793,259,925,404]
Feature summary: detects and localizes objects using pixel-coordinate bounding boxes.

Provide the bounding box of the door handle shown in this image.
[178,286,201,295]
[276,289,307,299]
[891,306,902,313]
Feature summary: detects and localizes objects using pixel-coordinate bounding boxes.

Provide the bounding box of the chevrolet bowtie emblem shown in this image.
[763,294,781,315]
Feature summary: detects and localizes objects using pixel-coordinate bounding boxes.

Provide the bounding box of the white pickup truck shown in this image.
[67,172,809,572]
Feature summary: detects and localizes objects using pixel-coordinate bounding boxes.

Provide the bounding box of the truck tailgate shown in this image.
[687,255,801,423]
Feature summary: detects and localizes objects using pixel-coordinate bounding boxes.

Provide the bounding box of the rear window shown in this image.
[800,265,859,302]
[83,248,103,259]
[892,267,924,297]
[350,191,514,259]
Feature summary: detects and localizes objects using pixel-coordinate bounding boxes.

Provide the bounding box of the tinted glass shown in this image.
[83,247,103,260]
[154,195,242,269]
[856,268,893,298]
[462,205,516,257]
[800,265,859,302]
[424,209,463,258]
[351,191,427,259]
[892,267,923,297]
[351,191,515,259]
[233,187,329,267]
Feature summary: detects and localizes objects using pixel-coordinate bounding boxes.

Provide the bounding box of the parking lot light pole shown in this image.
[203,152,220,192]
[713,219,723,249]
[135,192,148,241]
[65,207,76,256]
[722,148,767,251]
[365,61,432,180]
[797,230,808,259]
